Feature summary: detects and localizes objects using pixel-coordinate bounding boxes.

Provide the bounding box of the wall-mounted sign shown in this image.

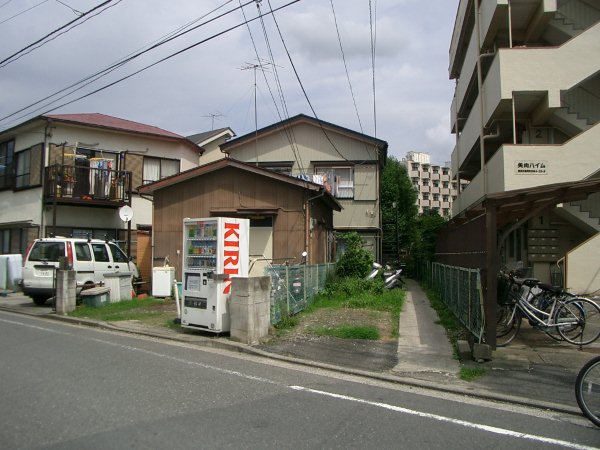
[515,160,547,175]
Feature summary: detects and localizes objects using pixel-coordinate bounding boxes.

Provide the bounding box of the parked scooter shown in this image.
[366,262,404,288]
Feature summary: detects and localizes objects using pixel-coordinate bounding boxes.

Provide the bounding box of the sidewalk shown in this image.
[1,284,596,416]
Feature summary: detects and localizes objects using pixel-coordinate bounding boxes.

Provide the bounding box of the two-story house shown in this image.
[0,113,201,283]
[216,114,388,261]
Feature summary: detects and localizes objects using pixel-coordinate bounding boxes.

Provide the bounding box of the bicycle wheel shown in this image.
[575,356,600,427]
[496,304,521,347]
[557,298,600,345]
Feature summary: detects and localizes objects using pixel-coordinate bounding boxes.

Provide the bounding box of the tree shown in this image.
[380,156,418,265]
[412,211,447,261]
[336,232,373,278]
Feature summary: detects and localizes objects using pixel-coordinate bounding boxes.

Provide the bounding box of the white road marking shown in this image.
[3,313,597,448]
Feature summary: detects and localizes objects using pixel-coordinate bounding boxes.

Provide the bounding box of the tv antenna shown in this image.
[201,112,224,130]
[240,58,281,163]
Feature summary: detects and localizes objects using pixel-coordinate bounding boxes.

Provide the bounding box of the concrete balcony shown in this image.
[453,122,600,215]
[452,22,600,175]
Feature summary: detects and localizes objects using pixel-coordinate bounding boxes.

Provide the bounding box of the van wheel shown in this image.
[32,296,48,306]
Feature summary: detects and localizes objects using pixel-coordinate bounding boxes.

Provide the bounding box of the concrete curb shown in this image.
[2,305,579,417]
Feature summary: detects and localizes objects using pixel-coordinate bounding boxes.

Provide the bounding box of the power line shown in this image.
[54,0,83,16]
[265,0,351,162]
[1,0,302,126]
[0,0,49,26]
[0,0,255,125]
[0,0,119,68]
[369,0,377,137]
[330,0,363,134]
[239,0,306,176]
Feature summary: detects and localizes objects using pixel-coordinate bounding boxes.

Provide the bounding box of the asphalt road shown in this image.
[1,310,598,450]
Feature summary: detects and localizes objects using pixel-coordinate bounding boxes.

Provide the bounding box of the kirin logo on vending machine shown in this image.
[222,221,240,294]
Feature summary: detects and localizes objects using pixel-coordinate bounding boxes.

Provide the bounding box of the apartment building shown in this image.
[402,151,466,218]
[448,0,600,292]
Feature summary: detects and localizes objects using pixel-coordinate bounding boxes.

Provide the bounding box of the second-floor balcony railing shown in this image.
[44,164,132,205]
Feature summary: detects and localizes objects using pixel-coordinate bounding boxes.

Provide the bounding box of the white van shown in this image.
[21,237,140,305]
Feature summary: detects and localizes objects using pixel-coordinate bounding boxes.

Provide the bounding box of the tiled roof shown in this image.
[44,113,185,139]
[187,127,234,145]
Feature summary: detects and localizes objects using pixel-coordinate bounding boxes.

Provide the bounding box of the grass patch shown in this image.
[311,324,380,340]
[69,297,167,322]
[421,284,466,359]
[460,366,486,381]
[308,277,405,338]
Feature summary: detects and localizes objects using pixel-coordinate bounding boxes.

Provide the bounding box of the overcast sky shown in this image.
[0,0,459,165]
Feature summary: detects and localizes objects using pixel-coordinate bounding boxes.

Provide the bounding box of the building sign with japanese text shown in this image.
[515,160,547,175]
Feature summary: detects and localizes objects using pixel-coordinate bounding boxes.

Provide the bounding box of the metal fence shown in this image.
[416,261,485,341]
[265,263,336,325]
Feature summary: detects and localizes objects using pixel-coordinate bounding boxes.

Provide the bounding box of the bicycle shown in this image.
[575,356,600,427]
[496,272,600,347]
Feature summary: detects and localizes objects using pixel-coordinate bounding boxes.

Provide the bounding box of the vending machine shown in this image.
[181,217,249,333]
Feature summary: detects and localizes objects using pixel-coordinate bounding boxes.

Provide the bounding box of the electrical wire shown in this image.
[0,0,120,68]
[330,0,363,134]
[369,0,377,137]
[2,0,302,125]
[0,0,49,25]
[265,0,350,162]
[256,1,307,175]
[54,0,82,16]
[0,0,255,126]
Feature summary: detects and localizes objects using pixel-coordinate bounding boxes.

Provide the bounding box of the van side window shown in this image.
[91,243,110,262]
[109,244,128,263]
[75,243,92,261]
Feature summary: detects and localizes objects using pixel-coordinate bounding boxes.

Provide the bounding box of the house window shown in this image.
[0,139,15,190]
[314,166,354,199]
[257,162,292,176]
[15,145,41,189]
[143,157,179,184]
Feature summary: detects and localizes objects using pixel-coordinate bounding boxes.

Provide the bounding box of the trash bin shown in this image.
[152,266,175,297]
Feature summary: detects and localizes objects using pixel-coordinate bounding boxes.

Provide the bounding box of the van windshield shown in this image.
[28,242,64,262]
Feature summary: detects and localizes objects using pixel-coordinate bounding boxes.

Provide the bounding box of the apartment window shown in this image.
[422,165,429,172]
[433,180,439,187]
[15,145,42,189]
[0,139,15,190]
[442,169,449,175]
[423,193,429,200]
[443,195,449,202]
[433,168,439,174]
[443,181,449,188]
[411,163,419,171]
[314,166,353,199]
[143,157,179,184]
[433,194,439,201]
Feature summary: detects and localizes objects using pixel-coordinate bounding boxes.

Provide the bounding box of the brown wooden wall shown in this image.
[435,215,487,269]
[152,167,333,278]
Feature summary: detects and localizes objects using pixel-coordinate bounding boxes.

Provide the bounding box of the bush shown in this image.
[336,232,373,278]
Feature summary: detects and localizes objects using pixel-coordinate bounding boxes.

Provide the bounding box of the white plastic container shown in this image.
[152,266,175,297]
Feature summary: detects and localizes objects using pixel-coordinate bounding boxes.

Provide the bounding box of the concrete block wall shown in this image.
[230,276,271,345]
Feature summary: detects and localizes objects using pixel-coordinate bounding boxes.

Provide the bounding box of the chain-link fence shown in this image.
[265,263,336,325]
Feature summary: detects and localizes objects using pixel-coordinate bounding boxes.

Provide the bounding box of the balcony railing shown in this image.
[44,164,131,205]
